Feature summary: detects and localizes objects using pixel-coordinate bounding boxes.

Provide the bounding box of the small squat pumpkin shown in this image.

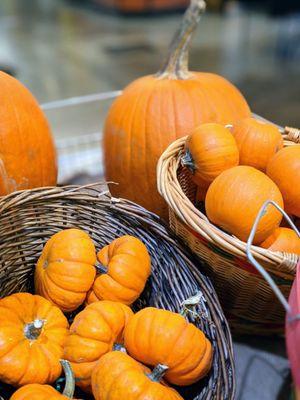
[35,228,97,312]
[87,235,151,305]
[232,117,283,172]
[92,351,183,400]
[0,293,69,387]
[260,227,300,255]
[266,146,300,217]
[205,166,284,244]
[10,360,75,400]
[63,300,133,392]
[182,123,239,185]
[124,307,212,386]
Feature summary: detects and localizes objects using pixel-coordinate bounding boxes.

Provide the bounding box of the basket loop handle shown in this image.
[246,200,300,315]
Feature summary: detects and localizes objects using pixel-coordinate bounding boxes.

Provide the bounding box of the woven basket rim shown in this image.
[157,119,300,276]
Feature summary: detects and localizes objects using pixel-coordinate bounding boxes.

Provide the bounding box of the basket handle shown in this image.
[246,200,300,315]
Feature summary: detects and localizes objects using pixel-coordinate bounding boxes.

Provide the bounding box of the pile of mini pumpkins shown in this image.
[0,229,213,400]
[182,119,300,252]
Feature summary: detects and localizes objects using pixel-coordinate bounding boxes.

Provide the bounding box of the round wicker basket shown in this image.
[0,184,234,400]
[157,124,300,335]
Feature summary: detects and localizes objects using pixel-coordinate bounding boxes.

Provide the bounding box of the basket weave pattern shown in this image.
[0,184,234,399]
[157,126,300,335]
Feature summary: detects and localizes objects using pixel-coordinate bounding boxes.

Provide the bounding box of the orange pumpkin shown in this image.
[0,71,57,195]
[86,235,151,305]
[92,351,183,400]
[35,228,97,312]
[0,293,69,387]
[10,360,74,400]
[182,123,239,184]
[260,227,300,255]
[103,0,250,218]
[205,166,284,244]
[63,300,133,392]
[124,307,212,386]
[231,117,283,172]
[267,146,300,217]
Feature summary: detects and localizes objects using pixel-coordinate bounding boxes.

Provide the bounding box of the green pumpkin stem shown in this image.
[157,0,206,79]
[24,319,44,340]
[95,262,108,274]
[181,149,195,172]
[61,359,75,398]
[147,364,169,382]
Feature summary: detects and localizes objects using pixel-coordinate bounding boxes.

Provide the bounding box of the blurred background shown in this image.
[0,1,299,397]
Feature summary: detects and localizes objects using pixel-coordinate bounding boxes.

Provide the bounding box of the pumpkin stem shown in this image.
[61,359,75,398]
[113,343,127,352]
[157,0,206,79]
[95,262,108,274]
[24,319,44,340]
[147,364,169,382]
[181,149,195,172]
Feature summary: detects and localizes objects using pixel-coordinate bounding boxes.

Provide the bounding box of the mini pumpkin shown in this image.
[0,293,69,387]
[260,227,300,255]
[231,117,283,172]
[35,228,97,312]
[182,123,239,184]
[205,166,283,244]
[266,146,300,217]
[124,307,213,386]
[86,235,151,305]
[63,300,133,392]
[92,351,183,400]
[10,360,74,400]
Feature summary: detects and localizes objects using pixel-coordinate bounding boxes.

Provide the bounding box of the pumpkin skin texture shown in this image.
[0,293,69,387]
[103,0,250,218]
[92,351,183,400]
[260,227,300,255]
[124,307,213,386]
[63,300,133,392]
[205,166,284,244]
[0,71,57,195]
[182,123,239,184]
[266,146,300,217]
[86,235,151,306]
[35,228,97,312]
[232,117,283,172]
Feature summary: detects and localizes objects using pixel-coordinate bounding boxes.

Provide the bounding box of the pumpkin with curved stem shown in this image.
[260,227,300,255]
[35,229,97,312]
[266,146,300,217]
[0,293,69,387]
[86,235,151,305]
[0,71,57,195]
[182,123,239,184]
[63,300,133,392]
[231,117,283,172]
[104,0,250,218]
[124,307,213,386]
[10,360,75,399]
[92,351,183,400]
[205,166,284,244]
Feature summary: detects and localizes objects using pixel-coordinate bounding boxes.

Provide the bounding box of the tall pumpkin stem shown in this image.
[157,0,206,79]
[147,364,169,382]
[24,319,44,340]
[61,359,75,398]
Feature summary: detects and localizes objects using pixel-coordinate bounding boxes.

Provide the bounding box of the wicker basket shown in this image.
[0,184,234,400]
[157,124,300,335]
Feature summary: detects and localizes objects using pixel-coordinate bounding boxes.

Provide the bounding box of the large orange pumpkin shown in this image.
[260,227,300,255]
[92,351,183,400]
[124,307,212,385]
[182,123,239,184]
[0,71,57,195]
[205,166,284,244]
[103,0,250,218]
[35,228,97,312]
[231,117,283,172]
[0,293,69,387]
[63,300,133,392]
[266,146,300,217]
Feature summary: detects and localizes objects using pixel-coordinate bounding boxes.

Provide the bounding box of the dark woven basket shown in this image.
[0,184,234,400]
